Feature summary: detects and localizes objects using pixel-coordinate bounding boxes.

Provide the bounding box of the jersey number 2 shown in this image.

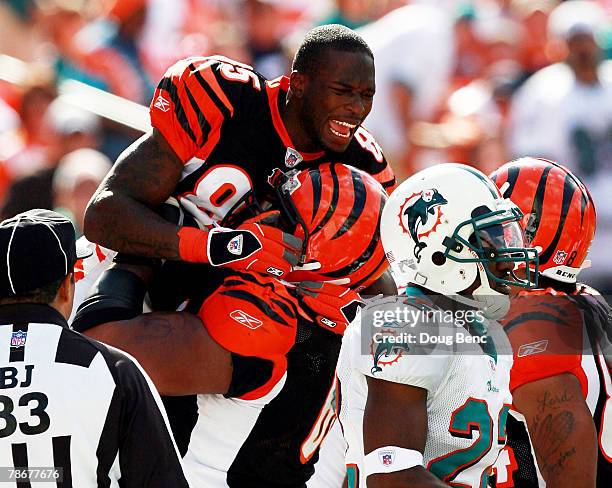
[428,398,509,488]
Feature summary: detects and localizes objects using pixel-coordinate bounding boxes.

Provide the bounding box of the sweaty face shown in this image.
[300,50,375,153]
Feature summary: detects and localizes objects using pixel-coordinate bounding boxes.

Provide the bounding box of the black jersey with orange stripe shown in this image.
[490,286,612,487]
[150,56,395,226]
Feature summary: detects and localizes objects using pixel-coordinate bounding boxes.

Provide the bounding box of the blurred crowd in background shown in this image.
[0,0,611,291]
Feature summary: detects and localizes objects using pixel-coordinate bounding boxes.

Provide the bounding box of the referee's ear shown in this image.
[53,273,76,321]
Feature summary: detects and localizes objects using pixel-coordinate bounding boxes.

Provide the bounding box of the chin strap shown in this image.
[471,287,510,320]
[398,266,510,320]
[429,264,509,320]
[470,263,510,320]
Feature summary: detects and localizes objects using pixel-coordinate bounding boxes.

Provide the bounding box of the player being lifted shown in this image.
[336,164,539,487]
[79,24,396,479]
[83,24,394,279]
[489,158,612,488]
[73,163,391,488]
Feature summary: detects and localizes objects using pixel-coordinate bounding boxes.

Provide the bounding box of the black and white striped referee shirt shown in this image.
[0,303,189,487]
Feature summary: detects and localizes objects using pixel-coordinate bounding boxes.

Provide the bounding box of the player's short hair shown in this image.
[0,277,66,306]
[292,24,373,75]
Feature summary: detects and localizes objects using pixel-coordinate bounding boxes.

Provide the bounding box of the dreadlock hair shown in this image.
[292,24,373,76]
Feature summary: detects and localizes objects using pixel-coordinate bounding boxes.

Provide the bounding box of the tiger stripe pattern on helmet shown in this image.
[490,157,596,283]
[283,163,388,291]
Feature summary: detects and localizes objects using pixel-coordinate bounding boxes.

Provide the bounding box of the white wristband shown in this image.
[364,446,424,476]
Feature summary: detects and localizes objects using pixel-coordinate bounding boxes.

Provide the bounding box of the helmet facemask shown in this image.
[273,169,311,266]
[443,203,539,290]
[443,201,539,319]
[219,189,269,228]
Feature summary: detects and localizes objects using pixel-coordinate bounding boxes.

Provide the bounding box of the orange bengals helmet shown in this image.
[490,157,596,283]
[273,163,388,291]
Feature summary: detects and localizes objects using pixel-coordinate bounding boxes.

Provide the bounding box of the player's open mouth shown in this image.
[329,119,357,139]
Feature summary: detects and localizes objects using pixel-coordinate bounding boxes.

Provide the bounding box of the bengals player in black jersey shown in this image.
[489,158,612,488]
[83,24,395,279]
[73,163,393,487]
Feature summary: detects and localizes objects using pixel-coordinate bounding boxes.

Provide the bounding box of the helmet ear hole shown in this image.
[432,251,446,266]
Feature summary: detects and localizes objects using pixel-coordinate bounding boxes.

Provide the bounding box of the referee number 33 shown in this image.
[0,365,50,437]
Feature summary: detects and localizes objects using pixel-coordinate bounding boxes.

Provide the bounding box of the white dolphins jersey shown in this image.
[337,293,513,487]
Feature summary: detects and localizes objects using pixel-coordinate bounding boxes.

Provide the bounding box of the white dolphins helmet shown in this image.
[380,163,538,319]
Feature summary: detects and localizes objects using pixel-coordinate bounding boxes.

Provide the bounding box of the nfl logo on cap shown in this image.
[10,330,27,348]
[553,250,568,265]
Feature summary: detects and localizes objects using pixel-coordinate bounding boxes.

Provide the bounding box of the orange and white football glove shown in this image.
[177,204,303,278]
[295,281,364,335]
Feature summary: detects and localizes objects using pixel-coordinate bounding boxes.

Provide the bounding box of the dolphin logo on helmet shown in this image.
[399,189,447,262]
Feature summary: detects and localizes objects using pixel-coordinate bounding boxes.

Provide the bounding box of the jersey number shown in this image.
[354,127,383,163]
[219,62,261,91]
[0,393,50,437]
[300,380,338,463]
[428,398,509,487]
[186,165,253,223]
[491,445,519,488]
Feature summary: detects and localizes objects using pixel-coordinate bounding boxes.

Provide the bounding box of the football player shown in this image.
[73,164,391,487]
[336,163,539,487]
[489,158,612,488]
[83,24,395,280]
[81,24,395,472]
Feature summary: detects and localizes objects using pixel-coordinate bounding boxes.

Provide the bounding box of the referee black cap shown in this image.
[0,209,91,296]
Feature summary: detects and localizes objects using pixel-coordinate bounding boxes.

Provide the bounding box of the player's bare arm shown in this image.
[86,312,233,395]
[84,129,184,258]
[363,376,448,488]
[513,373,597,487]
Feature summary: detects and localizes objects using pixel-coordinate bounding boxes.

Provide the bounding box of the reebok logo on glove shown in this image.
[266,266,285,277]
[295,281,364,335]
[320,317,337,328]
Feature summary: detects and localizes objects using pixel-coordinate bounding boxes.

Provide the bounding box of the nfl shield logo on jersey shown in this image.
[379,450,395,466]
[10,330,27,348]
[227,235,244,255]
[284,147,303,168]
